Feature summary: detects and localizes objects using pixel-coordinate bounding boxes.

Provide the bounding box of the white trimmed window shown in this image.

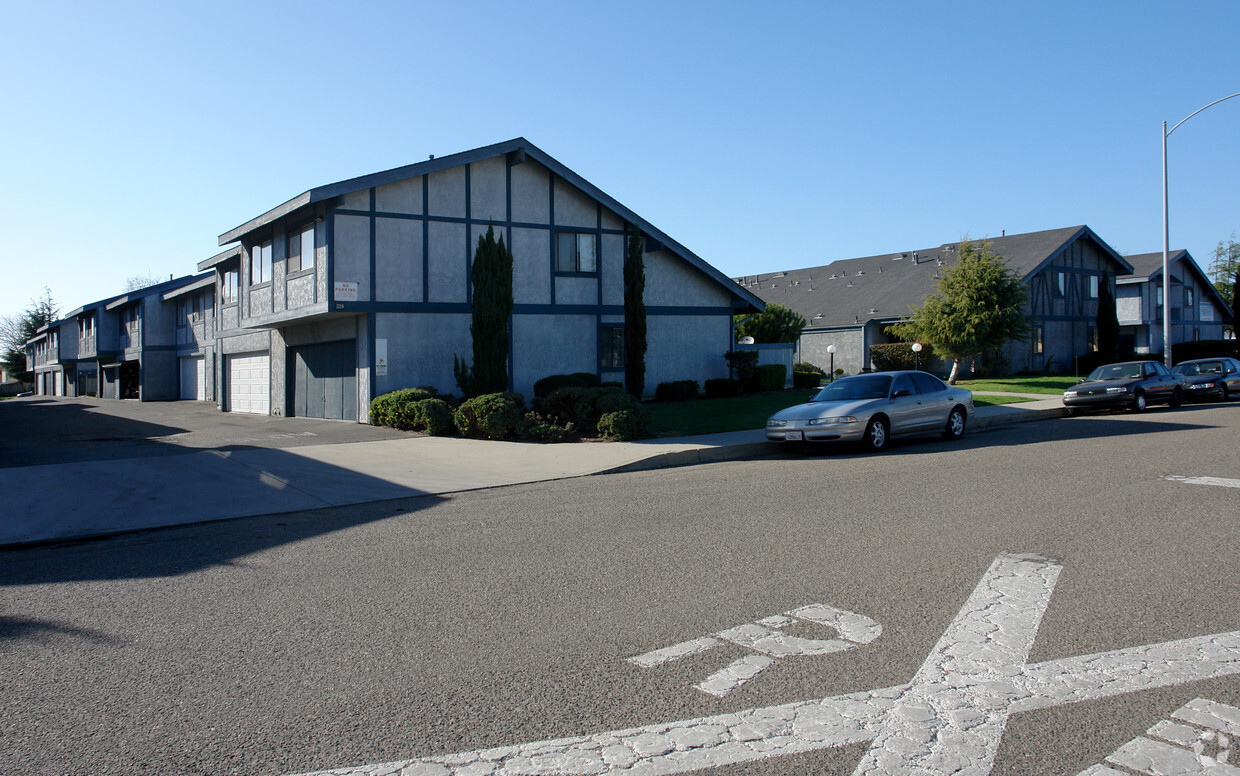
[250,241,272,285]
[288,225,315,273]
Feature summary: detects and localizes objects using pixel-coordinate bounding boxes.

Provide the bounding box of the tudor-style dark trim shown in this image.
[324,302,735,317]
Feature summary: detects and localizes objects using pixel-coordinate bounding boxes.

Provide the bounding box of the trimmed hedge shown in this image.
[533,372,601,399]
[792,363,825,389]
[754,364,786,391]
[704,378,741,398]
[454,392,526,439]
[870,342,936,371]
[1170,339,1239,363]
[655,380,699,402]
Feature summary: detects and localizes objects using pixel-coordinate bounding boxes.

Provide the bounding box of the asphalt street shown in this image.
[2,403,1239,776]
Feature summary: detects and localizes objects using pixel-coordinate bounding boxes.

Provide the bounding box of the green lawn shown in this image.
[645,389,1033,437]
[955,375,1079,394]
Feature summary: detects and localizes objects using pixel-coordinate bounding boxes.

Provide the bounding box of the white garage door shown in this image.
[228,353,269,414]
[180,357,205,400]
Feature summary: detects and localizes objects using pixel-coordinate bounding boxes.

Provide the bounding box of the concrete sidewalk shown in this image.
[0,396,1065,547]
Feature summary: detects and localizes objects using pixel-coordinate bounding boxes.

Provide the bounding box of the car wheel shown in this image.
[862,416,889,452]
[1131,390,1147,413]
[1169,388,1183,409]
[1221,385,1230,401]
[942,406,967,440]
[1066,407,1078,417]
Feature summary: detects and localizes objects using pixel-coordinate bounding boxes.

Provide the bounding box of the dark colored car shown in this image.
[1171,357,1240,401]
[1062,360,1186,415]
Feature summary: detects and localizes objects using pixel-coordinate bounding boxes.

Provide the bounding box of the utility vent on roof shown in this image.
[857,270,864,275]
[912,252,919,264]
[893,254,905,260]
[870,308,878,314]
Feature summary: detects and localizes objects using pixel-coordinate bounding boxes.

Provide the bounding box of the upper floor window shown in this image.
[222,269,239,304]
[1087,275,1099,299]
[1053,271,1067,297]
[557,231,597,274]
[287,224,315,273]
[250,241,272,285]
[79,315,94,339]
[1185,287,1195,307]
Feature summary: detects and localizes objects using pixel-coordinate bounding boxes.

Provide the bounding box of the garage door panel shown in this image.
[288,341,356,421]
[228,354,269,414]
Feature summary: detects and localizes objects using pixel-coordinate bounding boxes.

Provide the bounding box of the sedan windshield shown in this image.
[811,375,892,401]
[1086,363,1143,382]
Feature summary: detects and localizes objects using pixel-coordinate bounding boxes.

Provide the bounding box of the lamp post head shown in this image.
[827,344,836,354]
[911,343,923,353]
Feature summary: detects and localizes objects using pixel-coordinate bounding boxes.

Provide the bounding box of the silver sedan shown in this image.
[765,370,975,452]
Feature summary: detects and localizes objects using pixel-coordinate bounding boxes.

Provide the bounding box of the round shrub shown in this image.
[597,408,650,441]
[370,387,444,429]
[454,392,526,439]
[418,398,455,436]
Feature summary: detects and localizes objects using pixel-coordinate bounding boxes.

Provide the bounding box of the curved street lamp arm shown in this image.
[1167,92,1240,137]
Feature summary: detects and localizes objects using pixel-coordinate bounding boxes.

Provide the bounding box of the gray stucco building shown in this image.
[738,226,1135,377]
[1116,250,1232,354]
[199,138,764,421]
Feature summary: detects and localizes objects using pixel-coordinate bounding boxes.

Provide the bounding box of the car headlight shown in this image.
[1106,387,1128,394]
[808,416,858,425]
[1199,382,1216,388]
[767,419,787,428]
[1064,390,1078,397]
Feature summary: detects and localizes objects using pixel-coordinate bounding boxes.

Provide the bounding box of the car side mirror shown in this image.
[893,388,912,398]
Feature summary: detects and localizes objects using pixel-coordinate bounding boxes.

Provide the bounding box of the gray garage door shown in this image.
[289,340,357,421]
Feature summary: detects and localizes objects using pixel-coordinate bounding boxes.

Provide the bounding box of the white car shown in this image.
[766,371,975,452]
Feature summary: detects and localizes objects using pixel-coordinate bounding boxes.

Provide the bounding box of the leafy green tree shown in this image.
[887,240,1029,383]
[1209,234,1240,311]
[1,289,57,383]
[624,225,647,398]
[734,303,806,343]
[1096,273,1119,360]
[454,226,513,396]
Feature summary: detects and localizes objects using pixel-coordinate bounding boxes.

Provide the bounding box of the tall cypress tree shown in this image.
[455,225,513,396]
[1096,273,1120,360]
[624,225,647,398]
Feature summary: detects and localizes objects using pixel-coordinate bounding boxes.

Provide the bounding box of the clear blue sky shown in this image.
[3,0,1238,319]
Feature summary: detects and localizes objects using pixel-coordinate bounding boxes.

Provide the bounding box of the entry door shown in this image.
[180,357,205,400]
[290,340,357,421]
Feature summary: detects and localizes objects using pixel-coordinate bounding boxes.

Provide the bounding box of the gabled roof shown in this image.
[1119,249,1191,282]
[1119,249,1232,317]
[218,137,764,311]
[738,226,1132,329]
[197,245,242,272]
[104,273,213,311]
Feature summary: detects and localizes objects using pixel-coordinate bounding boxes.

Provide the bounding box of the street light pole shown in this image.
[1161,92,1240,368]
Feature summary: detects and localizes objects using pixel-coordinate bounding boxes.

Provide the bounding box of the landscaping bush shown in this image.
[533,372,601,399]
[370,387,442,429]
[704,377,741,398]
[521,411,576,442]
[454,392,526,439]
[754,364,786,391]
[535,385,645,434]
[597,408,650,441]
[724,350,759,389]
[870,342,936,371]
[792,363,825,389]
[418,398,455,436]
[654,379,699,402]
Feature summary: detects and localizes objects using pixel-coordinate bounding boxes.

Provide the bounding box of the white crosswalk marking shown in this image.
[1164,475,1240,489]
[285,555,1240,776]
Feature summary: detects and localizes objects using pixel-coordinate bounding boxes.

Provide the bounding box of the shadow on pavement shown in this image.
[0,398,193,467]
[0,487,443,589]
